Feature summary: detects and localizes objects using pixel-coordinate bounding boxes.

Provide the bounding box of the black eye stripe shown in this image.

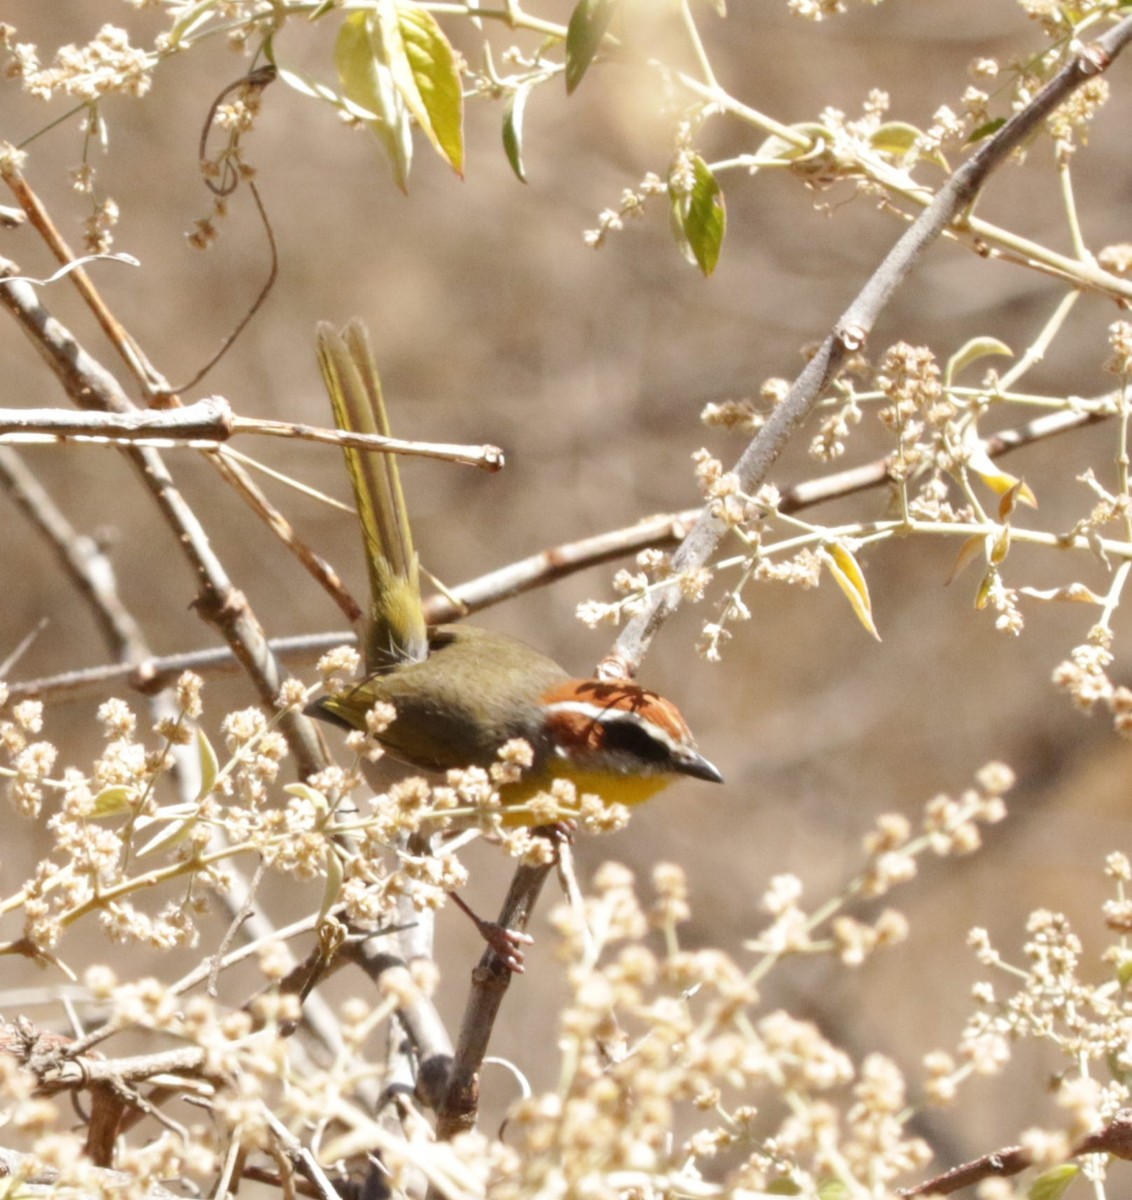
[598,715,676,764]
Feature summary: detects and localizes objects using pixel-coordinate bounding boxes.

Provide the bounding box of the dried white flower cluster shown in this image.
[484,858,931,1197]
[938,855,1132,1192]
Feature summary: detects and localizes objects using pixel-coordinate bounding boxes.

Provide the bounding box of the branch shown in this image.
[0,253,327,777]
[435,857,554,1141]
[0,446,149,663]
[0,399,504,470]
[900,1108,1132,1196]
[5,386,1110,707]
[0,391,1104,711]
[604,15,1132,678]
[344,945,455,1113]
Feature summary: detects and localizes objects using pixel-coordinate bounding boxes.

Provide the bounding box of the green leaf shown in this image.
[502,83,533,183]
[821,542,881,640]
[945,336,1013,386]
[335,10,413,191]
[196,727,219,801]
[565,0,618,95]
[967,116,1007,143]
[393,2,465,175]
[668,154,726,276]
[1028,1164,1079,1200]
[816,1181,850,1200]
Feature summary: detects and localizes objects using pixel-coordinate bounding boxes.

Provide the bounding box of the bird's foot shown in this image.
[449,891,534,973]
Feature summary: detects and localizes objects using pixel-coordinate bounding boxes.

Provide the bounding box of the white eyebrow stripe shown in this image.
[542,699,686,754]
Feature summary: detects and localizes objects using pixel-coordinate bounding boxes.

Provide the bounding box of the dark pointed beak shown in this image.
[675,748,724,784]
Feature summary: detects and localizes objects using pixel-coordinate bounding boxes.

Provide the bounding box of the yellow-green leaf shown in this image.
[565,0,618,94]
[990,524,1010,565]
[196,726,218,801]
[1028,1164,1079,1200]
[822,543,881,640]
[974,568,995,611]
[335,10,413,191]
[869,121,922,160]
[318,846,345,925]
[135,803,201,858]
[394,2,464,175]
[284,782,330,812]
[169,0,222,45]
[502,82,533,183]
[669,154,725,276]
[89,785,137,818]
[966,443,1037,507]
[945,336,1012,386]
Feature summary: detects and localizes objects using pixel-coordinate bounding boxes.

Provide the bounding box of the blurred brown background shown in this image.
[3,0,1132,1166]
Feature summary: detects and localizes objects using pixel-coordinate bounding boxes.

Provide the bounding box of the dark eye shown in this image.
[601,716,671,765]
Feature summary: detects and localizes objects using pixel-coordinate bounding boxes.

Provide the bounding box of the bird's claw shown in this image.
[476,920,534,973]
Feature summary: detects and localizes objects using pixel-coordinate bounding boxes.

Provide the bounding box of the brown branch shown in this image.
[0,232,356,1075]
[900,1108,1132,1196]
[604,15,1132,680]
[435,858,554,1141]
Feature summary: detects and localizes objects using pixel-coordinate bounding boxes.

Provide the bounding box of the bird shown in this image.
[306,319,722,825]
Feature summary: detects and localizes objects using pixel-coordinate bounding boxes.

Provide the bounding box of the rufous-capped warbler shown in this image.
[307,320,722,814]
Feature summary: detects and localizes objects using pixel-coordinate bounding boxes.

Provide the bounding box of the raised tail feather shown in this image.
[315,320,428,669]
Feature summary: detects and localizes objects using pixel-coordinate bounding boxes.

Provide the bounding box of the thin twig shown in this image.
[1,159,170,395]
[0,398,504,469]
